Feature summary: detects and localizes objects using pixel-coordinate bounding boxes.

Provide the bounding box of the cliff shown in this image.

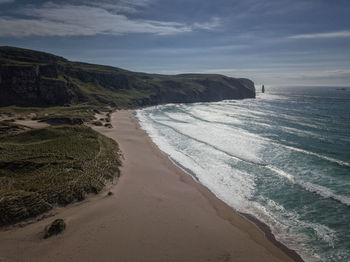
[0,46,255,108]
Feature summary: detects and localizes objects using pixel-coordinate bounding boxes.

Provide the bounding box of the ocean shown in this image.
[136,86,350,262]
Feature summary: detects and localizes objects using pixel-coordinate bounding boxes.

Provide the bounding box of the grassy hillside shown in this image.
[0,104,106,125]
[0,46,255,108]
[0,125,121,226]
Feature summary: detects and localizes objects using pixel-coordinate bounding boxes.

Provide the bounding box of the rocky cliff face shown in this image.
[139,76,255,106]
[0,46,255,108]
[0,64,79,106]
[237,78,255,92]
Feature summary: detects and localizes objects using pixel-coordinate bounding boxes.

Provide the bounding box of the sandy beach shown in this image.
[0,110,301,262]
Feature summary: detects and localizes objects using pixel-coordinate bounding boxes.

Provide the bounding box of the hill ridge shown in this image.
[0,46,255,108]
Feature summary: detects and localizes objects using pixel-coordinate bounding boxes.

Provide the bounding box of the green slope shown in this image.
[0,125,121,226]
[0,46,255,108]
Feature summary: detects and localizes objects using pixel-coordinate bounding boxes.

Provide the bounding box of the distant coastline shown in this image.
[0,46,255,108]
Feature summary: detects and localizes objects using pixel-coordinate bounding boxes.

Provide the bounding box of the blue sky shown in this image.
[1,0,350,86]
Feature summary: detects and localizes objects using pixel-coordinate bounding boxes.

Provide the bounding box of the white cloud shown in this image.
[289,30,350,39]
[193,17,221,30]
[0,2,221,37]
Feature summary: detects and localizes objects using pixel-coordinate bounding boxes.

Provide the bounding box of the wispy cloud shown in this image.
[192,17,221,30]
[236,0,313,19]
[0,0,14,4]
[289,30,350,39]
[79,0,155,13]
[0,2,220,37]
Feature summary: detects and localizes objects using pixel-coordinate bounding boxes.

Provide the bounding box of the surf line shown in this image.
[176,107,350,169]
[147,117,268,167]
[283,145,350,168]
[166,108,349,169]
[266,165,350,207]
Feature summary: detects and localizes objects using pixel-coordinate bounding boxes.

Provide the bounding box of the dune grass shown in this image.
[0,120,29,136]
[0,125,121,226]
[0,105,104,123]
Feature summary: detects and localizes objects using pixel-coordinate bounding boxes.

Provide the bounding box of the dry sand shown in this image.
[14,119,50,129]
[0,110,301,262]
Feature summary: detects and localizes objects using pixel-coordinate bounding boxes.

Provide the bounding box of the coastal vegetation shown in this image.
[0,120,29,136]
[0,125,121,226]
[0,105,101,125]
[44,219,66,238]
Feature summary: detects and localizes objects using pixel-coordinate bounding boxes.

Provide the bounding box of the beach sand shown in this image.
[0,110,301,262]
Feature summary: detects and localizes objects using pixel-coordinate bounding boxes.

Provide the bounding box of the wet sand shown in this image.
[0,110,301,262]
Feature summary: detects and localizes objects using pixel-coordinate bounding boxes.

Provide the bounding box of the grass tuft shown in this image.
[44,218,66,238]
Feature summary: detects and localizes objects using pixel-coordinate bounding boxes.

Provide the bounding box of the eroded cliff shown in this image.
[0,46,255,108]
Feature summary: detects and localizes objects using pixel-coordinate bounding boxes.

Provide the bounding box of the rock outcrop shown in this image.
[0,63,79,106]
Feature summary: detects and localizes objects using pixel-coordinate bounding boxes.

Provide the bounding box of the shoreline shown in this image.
[163,153,304,262]
[133,110,304,262]
[240,213,304,262]
[0,110,302,261]
[138,112,304,262]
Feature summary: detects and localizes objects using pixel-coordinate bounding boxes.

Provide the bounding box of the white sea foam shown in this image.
[244,195,338,261]
[283,145,350,168]
[245,201,323,262]
[301,182,350,206]
[148,114,266,166]
[266,165,296,182]
[266,166,350,206]
[137,110,256,211]
[142,107,350,206]
[279,126,326,140]
[183,103,327,140]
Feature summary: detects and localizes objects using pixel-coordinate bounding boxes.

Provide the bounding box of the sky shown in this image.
[1,0,350,86]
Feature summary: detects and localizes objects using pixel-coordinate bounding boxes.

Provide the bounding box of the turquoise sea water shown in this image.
[137,86,350,262]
